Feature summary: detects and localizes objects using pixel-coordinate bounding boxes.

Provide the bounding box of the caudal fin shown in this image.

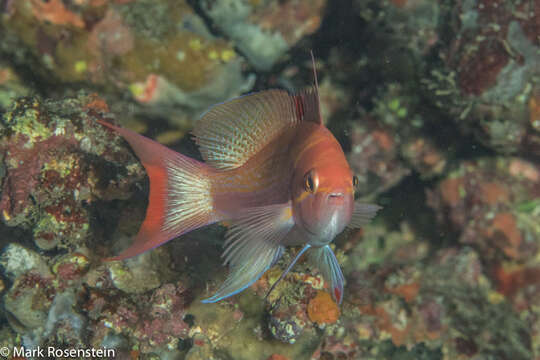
[98,120,216,260]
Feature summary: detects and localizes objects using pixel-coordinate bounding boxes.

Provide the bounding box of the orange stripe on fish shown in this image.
[99,54,381,305]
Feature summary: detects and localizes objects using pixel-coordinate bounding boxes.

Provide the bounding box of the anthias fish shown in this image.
[99,72,380,304]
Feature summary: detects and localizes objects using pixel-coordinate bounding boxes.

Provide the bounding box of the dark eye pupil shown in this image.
[307,176,314,191]
[353,175,358,187]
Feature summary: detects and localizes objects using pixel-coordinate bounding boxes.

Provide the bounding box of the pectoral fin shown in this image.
[348,202,382,228]
[202,203,294,303]
[308,245,345,304]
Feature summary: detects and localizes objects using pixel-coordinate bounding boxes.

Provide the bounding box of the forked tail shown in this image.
[98,121,217,260]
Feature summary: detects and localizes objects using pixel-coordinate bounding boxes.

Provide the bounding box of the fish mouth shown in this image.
[327,192,344,205]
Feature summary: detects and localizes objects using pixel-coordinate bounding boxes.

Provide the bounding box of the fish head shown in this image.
[291,163,354,247]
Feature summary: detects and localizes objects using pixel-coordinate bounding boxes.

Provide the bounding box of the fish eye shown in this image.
[353,175,359,187]
[304,169,319,193]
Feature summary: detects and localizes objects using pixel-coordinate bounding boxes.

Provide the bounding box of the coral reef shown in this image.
[0,63,31,113]
[428,157,540,263]
[0,93,144,250]
[0,0,539,359]
[422,0,540,154]
[201,0,327,70]
[0,0,253,122]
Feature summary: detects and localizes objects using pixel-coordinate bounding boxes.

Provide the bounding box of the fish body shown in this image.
[100,84,380,304]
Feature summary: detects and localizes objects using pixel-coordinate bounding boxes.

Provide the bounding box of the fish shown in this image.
[98,59,381,305]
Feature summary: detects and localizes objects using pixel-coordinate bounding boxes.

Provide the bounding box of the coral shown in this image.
[267,355,289,360]
[201,0,326,70]
[0,0,539,359]
[268,302,309,344]
[360,0,440,55]
[401,137,446,179]
[0,63,30,113]
[0,93,144,250]
[427,157,540,263]
[89,281,190,355]
[0,243,51,281]
[52,252,90,289]
[307,291,340,326]
[107,248,173,294]
[0,0,253,120]
[4,270,55,331]
[30,0,85,28]
[347,117,410,197]
[530,88,540,131]
[422,1,540,154]
[44,291,87,346]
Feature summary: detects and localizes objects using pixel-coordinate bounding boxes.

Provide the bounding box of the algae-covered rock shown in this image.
[428,157,540,263]
[0,243,51,281]
[422,1,540,155]
[0,63,31,113]
[108,247,173,294]
[201,0,327,70]
[4,270,55,331]
[0,93,144,250]
[0,0,253,119]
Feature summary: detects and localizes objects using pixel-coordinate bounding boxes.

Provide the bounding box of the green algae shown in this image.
[3,102,52,145]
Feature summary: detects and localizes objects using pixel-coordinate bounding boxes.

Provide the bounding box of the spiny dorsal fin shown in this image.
[192,90,298,170]
[291,52,322,124]
[193,53,323,171]
[293,86,321,124]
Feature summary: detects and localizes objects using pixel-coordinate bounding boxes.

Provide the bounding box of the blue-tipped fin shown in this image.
[308,245,345,304]
[202,203,294,303]
[202,244,284,303]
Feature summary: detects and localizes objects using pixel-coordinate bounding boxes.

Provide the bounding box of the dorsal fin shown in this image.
[293,86,321,124]
[192,89,298,170]
[292,51,322,124]
[193,53,323,170]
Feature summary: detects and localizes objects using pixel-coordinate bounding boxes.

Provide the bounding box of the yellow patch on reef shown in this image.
[2,0,96,83]
[189,38,202,51]
[43,158,71,178]
[121,33,235,92]
[4,0,235,92]
[208,50,219,60]
[74,60,87,73]
[487,290,505,304]
[129,82,145,98]
[220,49,236,62]
[2,209,11,222]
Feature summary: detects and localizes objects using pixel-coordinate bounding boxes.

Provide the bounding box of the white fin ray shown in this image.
[163,157,214,234]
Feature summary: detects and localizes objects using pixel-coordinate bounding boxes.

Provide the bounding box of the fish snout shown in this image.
[327,192,344,204]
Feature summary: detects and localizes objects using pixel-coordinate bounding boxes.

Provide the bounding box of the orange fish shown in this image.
[99,62,380,304]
